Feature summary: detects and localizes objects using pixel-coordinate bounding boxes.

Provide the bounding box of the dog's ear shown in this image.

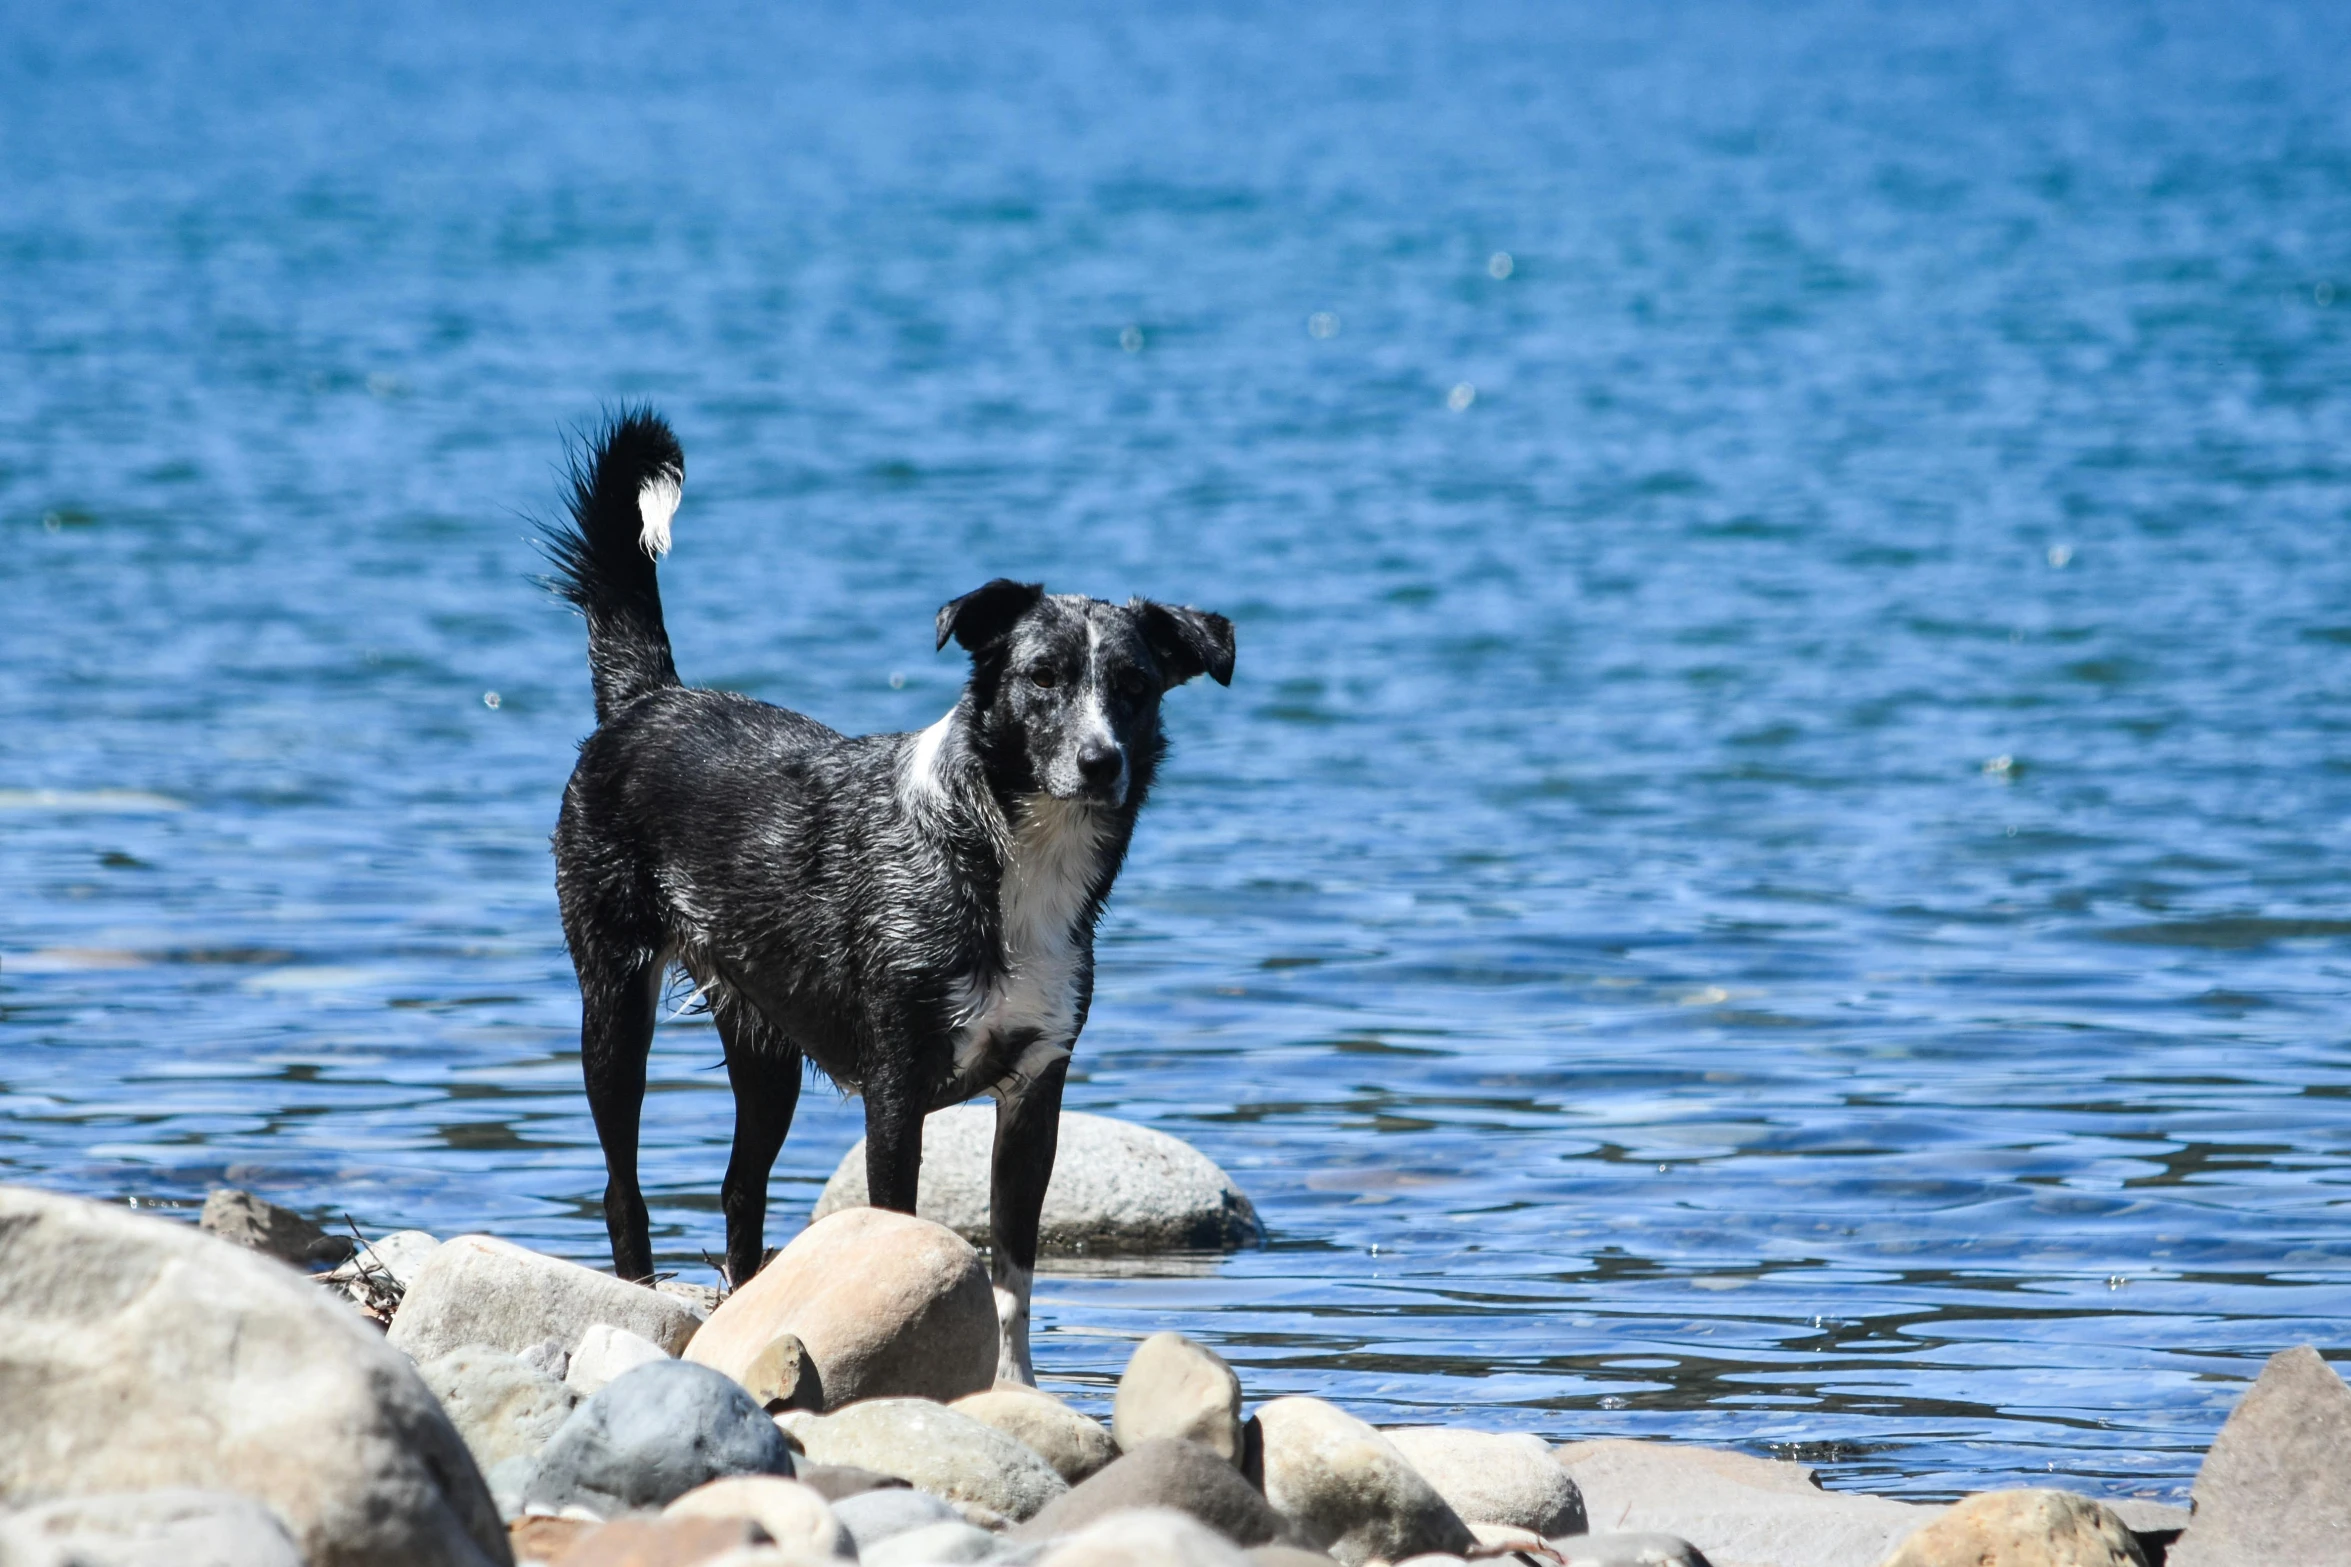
[1135,600,1236,687]
[936,579,1046,653]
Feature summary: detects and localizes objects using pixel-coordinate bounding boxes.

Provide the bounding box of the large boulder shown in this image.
[1881,1490,2144,1567]
[387,1235,702,1363]
[687,1209,997,1409]
[954,1385,1120,1484]
[2169,1345,2351,1567]
[417,1346,580,1472]
[778,1399,1068,1523]
[1381,1428,1584,1536]
[1015,1438,1303,1548]
[0,1490,305,1567]
[0,1184,508,1567]
[1037,1507,1258,1567]
[522,1359,796,1518]
[1115,1333,1246,1464]
[1253,1397,1474,1567]
[813,1107,1261,1253]
[1553,1440,1933,1567]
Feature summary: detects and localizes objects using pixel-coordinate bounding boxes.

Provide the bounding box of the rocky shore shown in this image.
[0,1120,2342,1567]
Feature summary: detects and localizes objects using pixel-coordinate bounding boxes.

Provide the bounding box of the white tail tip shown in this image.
[637,469,682,557]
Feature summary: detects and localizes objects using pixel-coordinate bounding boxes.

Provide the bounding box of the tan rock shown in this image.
[547,1515,770,1566]
[741,1333,823,1413]
[1382,1428,1584,1535]
[686,1209,996,1409]
[954,1384,1121,1484]
[387,1234,702,1362]
[1880,1489,2144,1567]
[777,1398,1068,1522]
[1253,1397,1474,1567]
[2169,1345,2351,1567]
[511,1516,594,1565]
[665,1478,855,1560]
[1554,1439,1934,1567]
[1114,1332,1245,1464]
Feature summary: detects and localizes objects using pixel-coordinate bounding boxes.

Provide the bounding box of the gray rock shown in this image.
[485,1455,536,1524]
[0,1490,306,1567]
[781,1399,1069,1524]
[834,1488,968,1550]
[954,1386,1120,1485]
[1037,1508,1257,1567]
[198,1187,356,1268]
[1114,1333,1245,1465]
[1254,1398,1474,1567]
[1554,1534,1716,1567]
[0,1185,505,1567]
[516,1339,571,1381]
[523,1357,796,1518]
[567,1321,672,1395]
[814,1107,1261,1253]
[1015,1438,1303,1549]
[1380,1428,1585,1535]
[335,1228,443,1288]
[658,1278,723,1319]
[687,1209,997,1410]
[864,1520,1007,1567]
[2169,1345,2351,1567]
[666,1476,858,1559]
[800,1465,917,1503]
[418,1344,580,1471]
[1881,1489,2144,1567]
[1553,1439,1934,1567]
[387,1233,703,1363]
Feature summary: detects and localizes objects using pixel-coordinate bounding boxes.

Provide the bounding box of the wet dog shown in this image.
[542,410,1234,1380]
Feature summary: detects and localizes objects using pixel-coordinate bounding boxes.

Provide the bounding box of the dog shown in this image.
[542,409,1234,1382]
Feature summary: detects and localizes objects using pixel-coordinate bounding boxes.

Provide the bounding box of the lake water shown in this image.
[7,0,2351,1507]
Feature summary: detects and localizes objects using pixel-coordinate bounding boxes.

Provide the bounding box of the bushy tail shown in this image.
[543,408,686,723]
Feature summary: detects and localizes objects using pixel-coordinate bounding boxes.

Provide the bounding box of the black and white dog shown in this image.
[543,410,1234,1382]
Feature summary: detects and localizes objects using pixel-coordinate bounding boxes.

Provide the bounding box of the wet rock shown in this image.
[955,1385,1120,1484]
[1882,1489,2144,1567]
[1113,1333,1245,1464]
[198,1187,357,1267]
[550,1515,774,1567]
[0,1184,505,1567]
[2168,1345,2351,1567]
[1553,1439,1930,1567]
[1036,1507,1258,1567]
[569,1322,673,1395]
[419,1344,581,1471]
[524,1358,796,1518]
[740,1332,823,1414]
[1381,1428,1585,1535]
[687,1209,996,1409]
[832,1487,966,1551]
[1015,1438,1302,1548]
[863,1520,1006,1567]
[1253,1397,1474,1567]
[1554,1535,1716,1567]
[0,1489,305,1567]
[779,1399,1068,1523]
[389,1234,703,1363]
[814,1107,1262,1253]
[666,1477,857,1560]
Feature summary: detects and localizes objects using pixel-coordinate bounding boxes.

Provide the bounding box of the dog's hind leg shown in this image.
[988,1045,1071,1386]
[581,958,663,1283]
[716,998,801,1290]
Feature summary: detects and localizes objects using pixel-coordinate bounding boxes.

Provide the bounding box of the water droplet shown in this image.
[1119,325,1144,353]
[1307,311,1340,339]
[1447,382,1476,411]
[1488,251,1514,279]
[2047,543,2074,568]
[482,691,501,709]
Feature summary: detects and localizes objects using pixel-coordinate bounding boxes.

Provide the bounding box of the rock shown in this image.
[798,1465,915,1503]
[1553,1440,1932,1567]
[420,1345,582,1471]
[1881,1490,2144,1567]
[489,1455,537,1522]
[687,1209,996,1409]
[1391,1557,1468,1567]
[667,1477,856,1559]
[0,1489,306,1567]
[508,1515,593,1565]
[1381,1428,1585,1535]
[520,1340,574,1381]
[1249,1550,1337,1567]
[741,1332,824,1414]
[570,1322,674,1395]
[524,1358,796,1518]
[832,1488,966,1550]
[0,1184,507,1567]
[1253,1398,1474,1567]
[815,1107,1261,1253]
[955,1385,1120,1484]
[326,1228,444,1290]
[2169,1345,2351,1567]
[389,1235,704,1364]
[1016,1438,1302,1548]
[778,1399,1068,1523]
[1037,1507,1258,1567]
[659,1279,723,1319]
[547,1515,773,1566]
[198,1187,357,1267]
[1555,1535,1716,1567]
[863,1520,1006,1567]
[1114,1333,1245,1464]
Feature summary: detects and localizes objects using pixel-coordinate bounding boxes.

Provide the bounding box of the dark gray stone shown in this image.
[1016,1439,1305,1549]
[521,1358,795,1518]
[198,1188,356,1268]
[833,1487,966,1551]
[2169,1345,2351,1567]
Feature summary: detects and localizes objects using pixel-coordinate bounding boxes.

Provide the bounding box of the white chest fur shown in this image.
[953,794,1104,1092]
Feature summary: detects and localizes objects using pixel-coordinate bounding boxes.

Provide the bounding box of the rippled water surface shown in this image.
[9,0,2351,1505]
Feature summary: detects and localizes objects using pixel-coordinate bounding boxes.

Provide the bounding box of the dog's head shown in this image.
[936,580,1234,811]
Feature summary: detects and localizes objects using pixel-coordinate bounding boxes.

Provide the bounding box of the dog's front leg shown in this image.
[861,1038,930,1215]
[989,1045,1071,1386]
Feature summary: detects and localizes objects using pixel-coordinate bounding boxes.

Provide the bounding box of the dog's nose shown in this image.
[1077,744,1123,785]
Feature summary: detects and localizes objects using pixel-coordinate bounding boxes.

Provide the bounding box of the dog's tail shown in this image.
[543,408,686,723]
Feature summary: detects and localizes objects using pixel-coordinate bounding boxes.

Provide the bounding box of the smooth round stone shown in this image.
[1037,1507,1258,1567]
[1379,1428,1585,1536]
[1883,1490,2145,1567]
[952,1386,1119,1485]
[1254,1397,1475,1567]
[1114,1333,1245,1466]
[522,1358,795,1517]
[417,1344,578,1471]
[812,1107,1261,1253]
[1014,1438,1303,1549]
[778,1398,1068,1523]
[665,1476,857,1560]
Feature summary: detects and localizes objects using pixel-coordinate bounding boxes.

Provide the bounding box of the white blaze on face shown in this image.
[637,469,683,557]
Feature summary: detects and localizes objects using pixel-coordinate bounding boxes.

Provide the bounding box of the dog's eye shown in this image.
[1116,671,1151,700]
[1028,666,1059,689]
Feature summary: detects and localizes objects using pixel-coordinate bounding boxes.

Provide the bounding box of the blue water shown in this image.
[8,0,2351,1506]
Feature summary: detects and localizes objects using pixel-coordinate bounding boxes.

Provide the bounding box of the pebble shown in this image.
[198,1187,356,1268]
[813,1107,1262,1253]
[1036,1506,1258,1567]
[568,1322,674,1395]
[1380,1427,1585,1535]
[418,1344,580,1472]
[832,1487,967,1550]
[863,1519,1009,1567]
[665,1476,857,1560]
[1113,1332,1246,1465]
[1015,1437,1303,1549]
[387,1233,703,1363]
[2169,1344,2351,1567]
[523,1358,797,1518]
[780,1398,1069,1524]
[953,1385,1121,1485]
[1882,1489,2143,1567]
[1553,1439,1931,1567]
[0,1489,306,1567]
[1253,1397,1474,1567]
[0,1184,505,1567]
[687,1208,997,1409]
